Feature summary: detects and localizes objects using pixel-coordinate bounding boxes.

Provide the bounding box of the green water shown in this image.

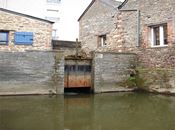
[0,93,175,130]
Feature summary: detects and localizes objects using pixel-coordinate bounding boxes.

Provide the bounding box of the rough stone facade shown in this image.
[78,0,121,56]
[106,0,175,67]
[93,52,137,93]
[104,0,175,93]
[0,51,64,95]
[52,40,81,57]
[0,8,53,52]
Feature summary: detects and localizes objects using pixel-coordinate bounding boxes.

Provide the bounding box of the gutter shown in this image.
[119,9,140,47]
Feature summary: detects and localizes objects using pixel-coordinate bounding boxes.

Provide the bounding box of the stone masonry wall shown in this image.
[93,52,137,93]
[106,0,175,93]
[0,10,52,52]
[107,0,175,67]
[0,51,64,95]
[79,0,121,55]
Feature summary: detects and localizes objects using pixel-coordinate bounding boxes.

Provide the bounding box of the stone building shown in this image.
[0,8,65,95]
[105,0,175,93]
[78,0,122,56]
[0,8,53,52]
[107,0,175,67]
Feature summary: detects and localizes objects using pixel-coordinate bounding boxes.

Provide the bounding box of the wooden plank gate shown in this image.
[64,59,92,88]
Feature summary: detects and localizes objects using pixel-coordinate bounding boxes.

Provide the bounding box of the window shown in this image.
[47,0,61,4]
[15,32,33,45]
[99,35,107,47]
[150,24,168,47]
[0,31,8,45]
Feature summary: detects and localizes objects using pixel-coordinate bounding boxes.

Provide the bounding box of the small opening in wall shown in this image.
[64,87,93,94]
[98,35,107,47]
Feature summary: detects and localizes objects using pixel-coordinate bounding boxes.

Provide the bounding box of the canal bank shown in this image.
[0,50,175,95]
[0,51,64,95]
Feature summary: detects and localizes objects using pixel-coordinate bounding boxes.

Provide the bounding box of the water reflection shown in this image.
[0,93,175,130]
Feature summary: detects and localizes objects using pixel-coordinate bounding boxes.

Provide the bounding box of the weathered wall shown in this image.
[137,67,175,94]
[93,52,137,93]
[0,9,52,52]
[79,0,121,55]
[107,0,175,67]
[0,51,64,95]
[52,40,81,57]
[104,0,175,93]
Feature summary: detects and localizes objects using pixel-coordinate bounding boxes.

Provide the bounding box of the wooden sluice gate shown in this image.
[64,58,92,92]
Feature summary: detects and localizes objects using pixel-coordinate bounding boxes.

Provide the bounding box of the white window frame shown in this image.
[150,24,168,47]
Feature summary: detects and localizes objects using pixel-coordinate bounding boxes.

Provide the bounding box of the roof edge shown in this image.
[0,8,54,24]
[100,0,122,9]
[118,0,128,9]
[78,0,95,21]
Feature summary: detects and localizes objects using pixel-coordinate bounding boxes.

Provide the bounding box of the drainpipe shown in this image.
[119,9,140,47]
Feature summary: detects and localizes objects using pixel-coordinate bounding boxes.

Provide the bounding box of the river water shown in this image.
[0,92,175,130]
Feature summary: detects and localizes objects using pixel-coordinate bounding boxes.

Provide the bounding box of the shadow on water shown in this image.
[64,87,93,95]
[1,92,175,130]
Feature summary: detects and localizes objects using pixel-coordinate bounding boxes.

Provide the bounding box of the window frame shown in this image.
[0,31,9,45]
[99,35,107,47]
[150,24,168,47]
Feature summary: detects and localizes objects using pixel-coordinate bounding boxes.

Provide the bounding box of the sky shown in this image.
[59,0,125,41]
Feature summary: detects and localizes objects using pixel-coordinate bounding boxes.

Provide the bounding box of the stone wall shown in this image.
[52,40,81,57]
[107,0,175,67]
[79,0,121,55]
[0,51,64,95]
[105,0,175,93]
[0,9,52,52]
[93,52,137,93]
[137,67,175,94]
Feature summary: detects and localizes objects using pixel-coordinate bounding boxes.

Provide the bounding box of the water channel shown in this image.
[0,92,175,130]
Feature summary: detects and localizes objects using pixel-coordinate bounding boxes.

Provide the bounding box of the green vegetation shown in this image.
[125,69,145,89]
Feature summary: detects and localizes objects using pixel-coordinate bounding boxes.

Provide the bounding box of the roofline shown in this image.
[118,0,128,9]
[0,8,54,24]
[78,0,122,22]
[100,0,122,9]
[78,0,95,21]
